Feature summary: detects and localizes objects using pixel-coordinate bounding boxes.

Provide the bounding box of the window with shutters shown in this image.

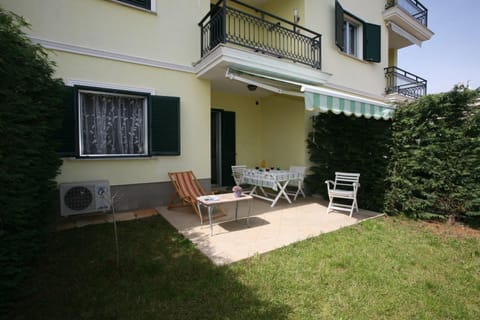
[343,16,362,58]
[335,1,381,63]
[58,85,180,158]
[78,89,149,157]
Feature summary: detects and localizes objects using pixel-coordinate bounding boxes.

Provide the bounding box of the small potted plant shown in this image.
[232,185,243,197]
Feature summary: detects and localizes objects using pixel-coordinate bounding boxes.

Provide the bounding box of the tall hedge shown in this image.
[305,112,392,212]
[0,8,64,313]
[385,86,480,221]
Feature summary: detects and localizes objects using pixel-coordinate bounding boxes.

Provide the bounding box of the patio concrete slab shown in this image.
[157,197,383,265]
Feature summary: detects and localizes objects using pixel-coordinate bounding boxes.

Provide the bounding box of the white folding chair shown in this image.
[325,172,360,217]
[231,165,252,191]
[231,165,246,185]
[287,166,306,201]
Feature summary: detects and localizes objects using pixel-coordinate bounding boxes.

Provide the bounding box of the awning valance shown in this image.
[303,87,395,120]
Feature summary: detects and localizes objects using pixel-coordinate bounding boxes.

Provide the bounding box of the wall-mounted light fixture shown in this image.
[293,8,300,24]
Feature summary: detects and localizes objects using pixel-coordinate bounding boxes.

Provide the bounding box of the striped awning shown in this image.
[303,89,395,120]
[224,68,395,120]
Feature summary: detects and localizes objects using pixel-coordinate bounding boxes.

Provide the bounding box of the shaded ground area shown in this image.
[420,219,480,240]
[11,215,480,319]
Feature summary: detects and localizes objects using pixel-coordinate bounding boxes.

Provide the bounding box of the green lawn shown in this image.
[12,215,480,320]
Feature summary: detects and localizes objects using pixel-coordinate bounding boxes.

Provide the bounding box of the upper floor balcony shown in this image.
[383,0,434,48]
[194,0,331,95]
[199,0,322,69]
[385,66,427,100]
[387,0,428,26]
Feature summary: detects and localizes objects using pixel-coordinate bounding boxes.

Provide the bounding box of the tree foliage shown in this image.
[385,86,480,220]
[305,113,392,212]
[0,7,65,313]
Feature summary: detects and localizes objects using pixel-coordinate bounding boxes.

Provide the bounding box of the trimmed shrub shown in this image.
[0,8,64,313]
[305,112,392,212]
[385,86,480,221]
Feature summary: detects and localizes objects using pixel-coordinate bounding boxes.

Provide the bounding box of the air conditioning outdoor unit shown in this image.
[59,180,111,216]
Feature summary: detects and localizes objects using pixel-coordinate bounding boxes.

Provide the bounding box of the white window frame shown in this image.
[77,89,149,158]
[109,0,156,13]
[343,15,363,59]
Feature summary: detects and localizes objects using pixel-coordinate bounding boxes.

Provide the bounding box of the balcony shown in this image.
[383,0,434,48]
[386,0,428,26]
[198,0,322,69]
[385,66,427,100]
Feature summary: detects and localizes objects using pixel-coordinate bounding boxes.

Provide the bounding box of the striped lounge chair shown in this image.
[168,171,222,222]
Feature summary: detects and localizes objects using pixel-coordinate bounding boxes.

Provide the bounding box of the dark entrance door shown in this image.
[211,109,236,187]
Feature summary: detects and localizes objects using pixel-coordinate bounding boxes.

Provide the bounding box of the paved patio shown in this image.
[157,196,383,265]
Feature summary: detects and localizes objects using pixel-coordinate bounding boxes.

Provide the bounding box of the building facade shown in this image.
[1,0,433,212]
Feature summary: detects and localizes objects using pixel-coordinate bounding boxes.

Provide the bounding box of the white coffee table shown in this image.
[196,193,253,236]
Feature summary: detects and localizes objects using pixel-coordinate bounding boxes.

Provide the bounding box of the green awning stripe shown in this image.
[304,91,394,120]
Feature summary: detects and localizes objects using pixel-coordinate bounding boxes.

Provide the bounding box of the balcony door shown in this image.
[210,3,225,49]
[211,109,235,187]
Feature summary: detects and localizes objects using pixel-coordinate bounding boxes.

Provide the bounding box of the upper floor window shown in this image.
[115,0,152,11]
[343,16,362,58]
[335,1,381,63]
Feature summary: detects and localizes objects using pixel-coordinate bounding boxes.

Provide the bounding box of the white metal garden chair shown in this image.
[231,165,252,191]
[325,172,360,217]
[286,166,306,201]
[231,165,247,185]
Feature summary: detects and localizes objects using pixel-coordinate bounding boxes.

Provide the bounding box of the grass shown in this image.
[11,215,480,320]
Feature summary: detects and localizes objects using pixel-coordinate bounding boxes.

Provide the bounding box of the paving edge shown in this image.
[56,208,160,231]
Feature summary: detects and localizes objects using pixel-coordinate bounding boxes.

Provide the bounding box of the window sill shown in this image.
[61,155,180,160]
[338,50,370,64]
[107,0,157,15]
[62,156,156,161]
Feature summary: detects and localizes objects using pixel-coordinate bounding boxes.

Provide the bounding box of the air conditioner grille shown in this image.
[64,186,93,211]
[59,180,110,216]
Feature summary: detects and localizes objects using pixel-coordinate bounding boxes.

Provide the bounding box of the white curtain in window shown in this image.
[80,92,146,155]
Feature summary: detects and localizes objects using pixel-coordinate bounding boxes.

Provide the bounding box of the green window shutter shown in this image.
[363,22,381,62]
[335,1,345,51]
[57,86,76,157]
[150,96,180,156]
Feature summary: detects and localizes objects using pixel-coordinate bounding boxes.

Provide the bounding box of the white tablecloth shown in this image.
[241,169,302,191]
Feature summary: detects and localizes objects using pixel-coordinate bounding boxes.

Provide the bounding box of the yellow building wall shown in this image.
[2,0,208,67]
[0,0,214,185]
[388,49,398,67]
[304,0,388,98]
[260,95,307,169]
[261,0,304,28]
[211,92,263,167]
[208,0,388,100]
[211,91,307,170]
[1,0,392,186]
[52,52,211,185]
